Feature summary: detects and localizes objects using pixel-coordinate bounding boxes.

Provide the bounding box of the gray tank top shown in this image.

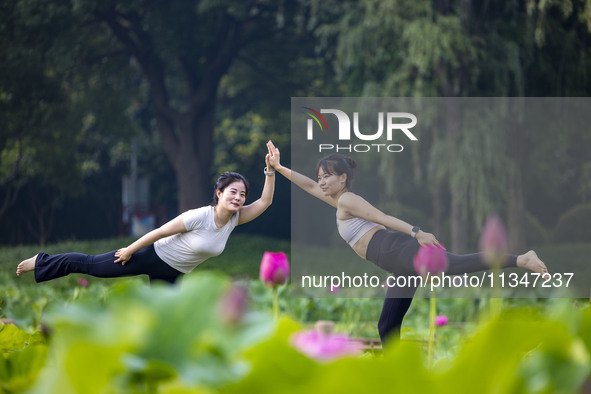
[336,216,379,247]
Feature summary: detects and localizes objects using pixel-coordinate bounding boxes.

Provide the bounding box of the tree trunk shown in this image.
[174,109,215,212]
[431,125,443,238]
[100,7,240,214]
[444,98,468,253]
[507,117,527,252]
[154,103,216,212]
[25,186,56,246]
[174,143,210,211]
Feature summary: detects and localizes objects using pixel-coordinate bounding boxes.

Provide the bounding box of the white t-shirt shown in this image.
[154,206,239,273]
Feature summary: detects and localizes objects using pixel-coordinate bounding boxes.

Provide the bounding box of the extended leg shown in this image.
[29,245,181,283]
[34,250,139,282]
[368,230,548,347]
[445,252,516,275]
[378,283,417,345]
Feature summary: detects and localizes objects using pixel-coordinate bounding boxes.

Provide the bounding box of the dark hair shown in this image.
[211,172,250,206]
[315,154,357,190]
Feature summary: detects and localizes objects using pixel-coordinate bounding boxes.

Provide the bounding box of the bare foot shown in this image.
[16,254,38,276]
[516,250,549,278]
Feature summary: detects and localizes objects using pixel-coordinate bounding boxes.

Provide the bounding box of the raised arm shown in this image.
[338,192,441,247]
[115,215,187,265]
[238,150,276,224]
[266,141,337,208]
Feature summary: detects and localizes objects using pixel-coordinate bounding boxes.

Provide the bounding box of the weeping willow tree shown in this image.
[311,0,591,251]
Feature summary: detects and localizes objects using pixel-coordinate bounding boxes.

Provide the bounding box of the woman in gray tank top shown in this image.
[266,141,549,345]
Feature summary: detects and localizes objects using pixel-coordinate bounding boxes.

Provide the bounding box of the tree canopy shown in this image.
[1,0,590,247]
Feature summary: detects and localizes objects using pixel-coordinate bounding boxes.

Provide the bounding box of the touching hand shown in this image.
[416,231,443,248]
[266,140,281,169]
[114,248,132,265]
[265,152,273,171]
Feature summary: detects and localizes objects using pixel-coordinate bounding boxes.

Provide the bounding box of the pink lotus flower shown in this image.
[218,284,248,325]
[413,244,449,277]
[479,214,508,266]
[435,315,448,327]
[260,252,290,287]
[77,278,89,287]
[290,329,362,362]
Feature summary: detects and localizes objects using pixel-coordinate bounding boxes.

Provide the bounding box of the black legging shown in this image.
[366,229,517,345]
[34,244,183,285]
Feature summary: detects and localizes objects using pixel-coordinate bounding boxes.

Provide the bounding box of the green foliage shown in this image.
[553,203,591,243]
[428,103,518,229]
[0,323,47,393]
[0,235,290,328]
[28,274,273,393]
[0,270,116,330]
[222,303,591,393]
[0,243,590,393]
[0,0,141,243]
[441,304,591,393]
[214,112,289,176]
[310,0,591,253]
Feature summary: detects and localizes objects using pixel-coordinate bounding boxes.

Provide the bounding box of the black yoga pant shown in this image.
[366,229,517,345]
[34,244,183,285]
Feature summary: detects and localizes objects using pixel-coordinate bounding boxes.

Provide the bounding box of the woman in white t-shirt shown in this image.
[16,144,277,284]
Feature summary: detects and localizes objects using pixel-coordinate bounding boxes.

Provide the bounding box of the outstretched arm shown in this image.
[238,148,276,224]
[115,215,187,265]
[266,140,337,208]
[338,189,441,247]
